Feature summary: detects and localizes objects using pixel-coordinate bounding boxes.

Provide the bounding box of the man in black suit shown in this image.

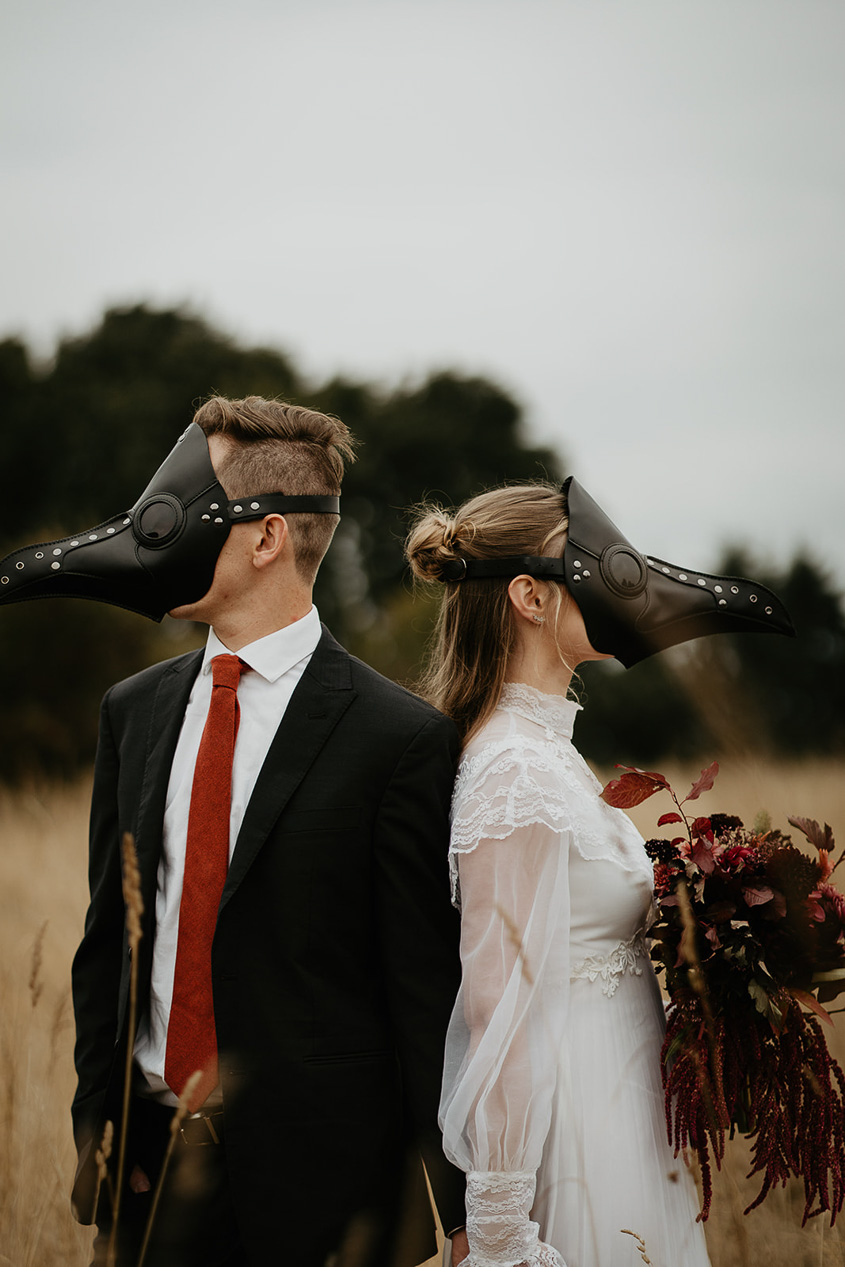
[67,396,469,1266]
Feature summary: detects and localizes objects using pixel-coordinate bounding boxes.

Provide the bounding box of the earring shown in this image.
[533,614,545,623]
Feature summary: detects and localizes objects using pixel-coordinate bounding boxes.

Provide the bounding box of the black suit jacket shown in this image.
[71,625,466,1263]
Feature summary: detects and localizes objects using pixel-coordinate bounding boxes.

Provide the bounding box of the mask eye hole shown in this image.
[599,543,648,599]
[133,494,186,548]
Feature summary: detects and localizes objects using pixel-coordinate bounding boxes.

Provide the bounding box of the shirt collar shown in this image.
[203,605,322,683]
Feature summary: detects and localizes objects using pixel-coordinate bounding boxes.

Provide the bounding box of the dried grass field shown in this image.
[2,761,845,1267]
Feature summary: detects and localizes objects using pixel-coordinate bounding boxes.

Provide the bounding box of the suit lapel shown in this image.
[220,629,356,910]
[134,649,203,913]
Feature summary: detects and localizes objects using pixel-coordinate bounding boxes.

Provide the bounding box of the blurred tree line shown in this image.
[0,304,842,782]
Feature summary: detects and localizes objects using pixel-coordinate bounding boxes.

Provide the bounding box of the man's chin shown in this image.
[168,602,199,621]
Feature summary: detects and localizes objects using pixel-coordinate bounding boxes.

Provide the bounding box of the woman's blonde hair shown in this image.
[405,482,569,742]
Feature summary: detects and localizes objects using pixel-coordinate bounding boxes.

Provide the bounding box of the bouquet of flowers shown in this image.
[601,761,845,1224]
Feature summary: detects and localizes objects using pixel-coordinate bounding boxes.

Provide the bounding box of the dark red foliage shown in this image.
[612,762,845,1225]
[600,769,668,809]
[663,995,845,1224]
[789,817,836,855]
[684,761,720,804]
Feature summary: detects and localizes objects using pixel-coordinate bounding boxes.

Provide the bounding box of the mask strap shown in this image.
[227,495,340,522]
[441,555,566,581]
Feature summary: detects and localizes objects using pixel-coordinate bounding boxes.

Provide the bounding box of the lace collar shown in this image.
[497,682,581,739]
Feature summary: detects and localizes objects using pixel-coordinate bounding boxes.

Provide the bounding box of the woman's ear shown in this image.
[252,514,290,570]
[507,575,546,624]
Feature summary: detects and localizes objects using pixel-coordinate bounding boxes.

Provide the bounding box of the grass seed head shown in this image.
[121,832,144,955]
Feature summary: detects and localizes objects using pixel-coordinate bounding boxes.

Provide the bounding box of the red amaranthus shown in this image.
[601,762,845,1224]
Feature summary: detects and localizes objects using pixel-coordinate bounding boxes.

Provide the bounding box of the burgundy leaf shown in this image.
[683,760,720,804]
[691,840,716,874]
[707,900,737,922]
[788,987,834,1026]
[600,771,665,809]
[614,764,671,788]
[742,885,774,907]
[657,812,684,827]
[690,817,714,842]
[788,816,835,854]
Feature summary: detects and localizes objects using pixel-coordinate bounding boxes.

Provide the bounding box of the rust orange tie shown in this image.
[165,653,248,1109]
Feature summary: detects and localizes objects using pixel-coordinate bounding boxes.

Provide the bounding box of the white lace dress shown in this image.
[439,683,711,1267]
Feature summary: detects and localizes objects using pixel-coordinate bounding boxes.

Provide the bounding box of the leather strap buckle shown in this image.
[180,1110,224,1146]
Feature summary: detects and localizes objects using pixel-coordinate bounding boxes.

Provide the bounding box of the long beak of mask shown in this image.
[441,476,795,668]
[0,423,340,622]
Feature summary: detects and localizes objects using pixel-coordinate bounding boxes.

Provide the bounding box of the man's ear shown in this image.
[507,575,546,624]
[252,515,290,570]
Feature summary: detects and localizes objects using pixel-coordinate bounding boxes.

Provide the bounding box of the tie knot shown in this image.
[210,654,248,691]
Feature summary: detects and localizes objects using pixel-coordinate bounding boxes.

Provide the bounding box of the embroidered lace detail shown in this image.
[571,931,647,997]
[452,743,573,846]
[464,1171,564,1267]
[497,682,580,740]
[449,718,653,906]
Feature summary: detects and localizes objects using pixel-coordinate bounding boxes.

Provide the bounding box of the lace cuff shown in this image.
[464,1171,564,1267]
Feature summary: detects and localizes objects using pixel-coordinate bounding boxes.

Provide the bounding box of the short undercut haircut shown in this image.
[193,395,356,583]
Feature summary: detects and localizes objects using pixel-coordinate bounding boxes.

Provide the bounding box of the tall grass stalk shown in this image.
[106,833,144,1267]
[137,1071,202,1267]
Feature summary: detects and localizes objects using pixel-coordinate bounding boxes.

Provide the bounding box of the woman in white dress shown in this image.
[403,478,768,1267]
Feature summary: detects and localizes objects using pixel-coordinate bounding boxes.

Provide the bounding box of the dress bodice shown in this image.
[451,682,655,964]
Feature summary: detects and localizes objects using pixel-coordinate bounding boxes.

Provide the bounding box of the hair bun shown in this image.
[405,507,464,583]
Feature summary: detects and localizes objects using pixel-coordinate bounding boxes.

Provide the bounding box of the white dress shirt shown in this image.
[134,605,323,1103]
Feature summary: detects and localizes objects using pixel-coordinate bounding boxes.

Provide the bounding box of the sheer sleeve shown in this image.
[440,744,571,1267]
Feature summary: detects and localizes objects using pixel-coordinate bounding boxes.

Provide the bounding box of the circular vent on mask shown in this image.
[133,494,186,548]
[599,543,648,599]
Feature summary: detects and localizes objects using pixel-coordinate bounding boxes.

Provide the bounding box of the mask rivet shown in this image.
[250,501,260,510]
[765,606,773,615]
[210,503,219,511]
[662,567,670,574]
[35,552,44,559]
[573,559,582,568]
[53,548,62,556]
[107,528,115,534]
[714,585,723,593]
[51,562,60,571]
[697,578,706,586]
[89,534,98,541]
[71,540,80,547]
[731,586,739,594]
[1,577,7,584]
[678,573,688,581]
[214,517,224,524]
[718,599,727,606]
[123,518,131,526]
[582,569,591,578]
[15,562,24,570]
[750,594,758,603]
[573,574,582,582]
[202,514,211,522]
[233,505,243,513]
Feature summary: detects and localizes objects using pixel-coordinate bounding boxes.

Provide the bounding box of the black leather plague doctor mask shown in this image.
[0,423,340,621]
[442,476,795,668]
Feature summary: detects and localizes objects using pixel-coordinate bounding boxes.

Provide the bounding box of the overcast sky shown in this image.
[3,0,844,592]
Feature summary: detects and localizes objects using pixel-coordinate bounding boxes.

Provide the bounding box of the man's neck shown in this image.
[209,597,314,653]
